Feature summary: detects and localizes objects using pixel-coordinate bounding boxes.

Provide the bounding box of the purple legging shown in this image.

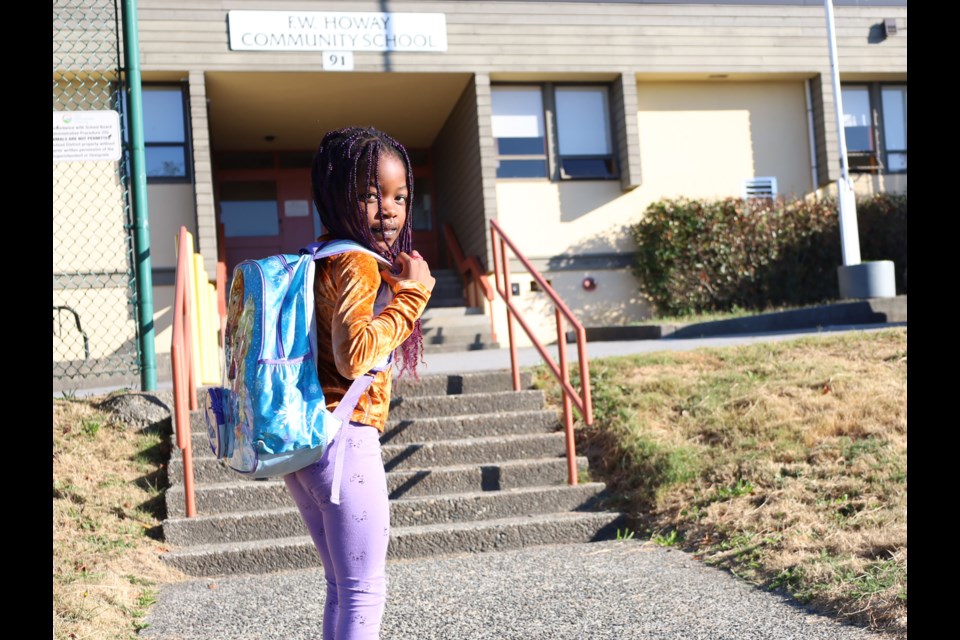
[284,423,390,640]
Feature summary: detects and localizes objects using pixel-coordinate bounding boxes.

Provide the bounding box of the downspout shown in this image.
[804,79,819,199]
[121,0,157,390]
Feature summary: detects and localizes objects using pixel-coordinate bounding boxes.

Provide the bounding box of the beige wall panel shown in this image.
[53,288,137,361]
[635,81,814,200]
[495,181,640,258]
[53,161,127,274]
[148,184,197,270]
[151,286,176,358]
[488,269,654,350]
[135,2,905,77]
[552,270,653,327]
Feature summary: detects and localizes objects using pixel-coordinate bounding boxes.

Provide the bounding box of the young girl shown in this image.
[283,127,435,640]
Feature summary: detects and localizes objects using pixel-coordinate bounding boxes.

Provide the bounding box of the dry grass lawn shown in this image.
[534,327,907,639]
[53,396,189,640]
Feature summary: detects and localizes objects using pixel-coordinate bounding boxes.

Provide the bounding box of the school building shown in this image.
[53,0,907,385]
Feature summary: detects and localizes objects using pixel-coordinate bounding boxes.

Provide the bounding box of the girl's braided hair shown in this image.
[312,126,424,377]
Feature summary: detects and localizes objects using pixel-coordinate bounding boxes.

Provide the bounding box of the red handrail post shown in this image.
[489,219,593,486]
[499,235,521,392]
[556,308,577,485]
[172,343,196,517]
[576,325,594,427]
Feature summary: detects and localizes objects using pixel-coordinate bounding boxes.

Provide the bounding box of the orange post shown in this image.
[171,226,199,516]
[489,219,594,485]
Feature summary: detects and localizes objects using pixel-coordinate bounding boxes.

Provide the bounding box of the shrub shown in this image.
[630,193,906,316]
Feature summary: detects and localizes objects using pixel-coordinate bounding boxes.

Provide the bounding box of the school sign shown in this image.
[227,10,448,52]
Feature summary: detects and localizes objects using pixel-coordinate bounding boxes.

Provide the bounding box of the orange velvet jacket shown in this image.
[313,249,431,431]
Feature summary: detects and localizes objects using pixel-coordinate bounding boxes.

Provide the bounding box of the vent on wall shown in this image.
[743,177,778,200]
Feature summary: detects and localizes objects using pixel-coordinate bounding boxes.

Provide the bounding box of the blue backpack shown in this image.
[203,240,392,483]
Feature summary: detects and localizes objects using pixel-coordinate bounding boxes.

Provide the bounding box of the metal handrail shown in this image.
[171,226,197,517]
[442,223,497,343]
[490,218,593,486]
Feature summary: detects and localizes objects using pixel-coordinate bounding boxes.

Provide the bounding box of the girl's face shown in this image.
[361,153,408,253]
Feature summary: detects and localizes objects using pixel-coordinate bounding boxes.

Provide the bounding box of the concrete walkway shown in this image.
[141,539,898,640]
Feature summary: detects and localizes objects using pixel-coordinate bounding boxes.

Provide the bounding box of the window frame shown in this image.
[840,81,907,175]
[491,82,619,182]
[120,82,194,184]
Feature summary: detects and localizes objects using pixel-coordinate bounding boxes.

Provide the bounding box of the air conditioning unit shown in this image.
[883,18,898,37]
[743,177,778,200]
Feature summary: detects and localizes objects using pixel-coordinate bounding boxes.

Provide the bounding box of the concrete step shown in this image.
[178,417,563,473]
[381,409,560,445]
[188,408,558,455]
[391,370,532,397]
[166,452,589,504]
[421,328,497,348]
[425,297,468,309]
[185,371,535,438]
[382,432,567,471]
[388,390,546,421]
[163,483,608,546]
[161,510,627,577]
[420,313,491,330]
[183,387,542,448]
[171,431,566,484]
[419,306,485,318]
[422,340,499,353]
[166,456,588,517]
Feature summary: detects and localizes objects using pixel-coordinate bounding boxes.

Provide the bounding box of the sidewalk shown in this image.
[141,539,897,640]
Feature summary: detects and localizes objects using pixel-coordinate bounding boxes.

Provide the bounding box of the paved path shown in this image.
[141,540,897,640]
[416,322,905,376]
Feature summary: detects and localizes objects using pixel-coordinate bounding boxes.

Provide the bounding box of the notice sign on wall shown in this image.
[53,111,122,163]
[228,11,447,52]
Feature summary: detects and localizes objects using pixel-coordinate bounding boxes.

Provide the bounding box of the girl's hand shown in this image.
[393,251,436,292]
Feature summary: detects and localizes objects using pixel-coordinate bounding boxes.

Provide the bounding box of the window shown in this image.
[219,181,279,238]
[492,84,617,180]
[121,84,192,182]
[841,83,907,173]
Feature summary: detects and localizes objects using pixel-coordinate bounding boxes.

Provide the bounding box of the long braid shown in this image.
[312,126,425,378]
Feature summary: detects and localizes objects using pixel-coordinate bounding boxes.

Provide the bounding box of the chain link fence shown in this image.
[54,0,142,388]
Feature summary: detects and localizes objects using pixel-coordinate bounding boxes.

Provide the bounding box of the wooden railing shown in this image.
[442,223,496,343]
[490,219,593,486]
[171,226,198,517]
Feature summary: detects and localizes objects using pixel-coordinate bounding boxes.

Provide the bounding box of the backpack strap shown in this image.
[328,357,391,505]
[301,239,392,267]
[303,239,395,505]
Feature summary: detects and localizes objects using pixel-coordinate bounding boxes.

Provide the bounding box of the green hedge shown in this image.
[630,193,907,317]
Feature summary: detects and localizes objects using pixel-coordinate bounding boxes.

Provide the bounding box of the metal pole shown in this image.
[501,237,521,392]
[555,308,577,486]
[121,0,157,390]
[824,0,861,267]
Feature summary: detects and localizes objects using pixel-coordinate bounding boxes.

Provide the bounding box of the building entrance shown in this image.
[215,150,441,275]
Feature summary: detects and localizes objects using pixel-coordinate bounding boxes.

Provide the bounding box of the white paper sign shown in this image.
[228,11,447,52]
[284,200,310,218]
[53,110,122,163]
